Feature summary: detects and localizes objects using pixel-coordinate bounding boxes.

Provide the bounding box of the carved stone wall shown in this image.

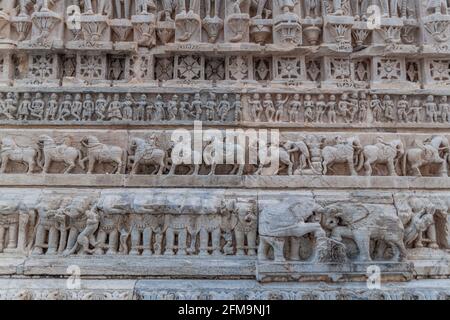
[0,0,450,300]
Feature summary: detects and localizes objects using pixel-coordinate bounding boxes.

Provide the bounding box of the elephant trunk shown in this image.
[401,151,407,176]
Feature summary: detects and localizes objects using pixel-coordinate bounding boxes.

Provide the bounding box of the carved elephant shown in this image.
[31,197,73,255]
[319,203,407,261]
[0,197,34,253]
[129,213,165,255]
[95,194,132,255]
[258,199,326,262]
[233,202,258,256]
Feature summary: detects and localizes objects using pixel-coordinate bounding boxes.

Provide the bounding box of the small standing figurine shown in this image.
[274,94,288,122]
[439,96,450,123]
[122,93,134,121]
[206,93,216,121]
[410,99,422,123]
[327,95,337,123]
[108,94,123,121]
[425,95,438,123]
[192,93,203,121]
[358,92,369,123]
[397,95,410,123]
[316,94,326,123]
[82,94,95,121]
[218,94,231,122]
[3,92,17,120]
[383,95,396,123]
[151,94,165,121]
[371,94,384,123]
[304,94,315,123]
[17,93,31,121]
[45,93,59,121]
[167,95,179,121]
[179,94,193,120]
[305,0,321,18]
[348,93,359,123]
[263,93,275,122]
[288,94,301,123]
[95,93,108,121]
[233,94,242,122]
[337,93,350,123]
[71,94,83,121]
[248,93,262,122]
[135,94,147,121]
[30,93,45,120]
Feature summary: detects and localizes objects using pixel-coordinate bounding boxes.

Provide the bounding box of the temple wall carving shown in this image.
[0,0,449,300]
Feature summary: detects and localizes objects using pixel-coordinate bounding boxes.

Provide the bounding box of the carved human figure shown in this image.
[192,93,203,120]
[410,99,422,123]
[304,94,315,123]
[95,93,108,121]
[167,94,179,120]
[233,94,242,121]
[277,0,296,14]
[329,0,343,15]
[425,95,438,123]
[288,94,300,122]
[152,94,166,121]
[17,93,31,121]
[58,94,72,121]
[45,93,59,121]
[274,94,288,122]
[108,94,123,121]
[122,93,134,121]
[179,94,193,120]
[71,94,83,121]
[128,137,167,175]
[397,95,410,123]
[263,93,275,122]
[82,94,95,121]
[136,0,156,14]
[159,0,178,21]
[248,93,262,122]
[205,92,216,121]
[379,0,399,17]
[63,205,99,256]
[30,93,44,120]
[358,92,368,123]
[352,0,369,20]
[337,93,351,123]
[327,95,337,123]
[3,93,17,120]
[218,94,231,122]
[371,94,384,123]
[178,0,198,16]
[315,94,326,123]
[383,95,395,123]
[305,0,321,18]
[348,93,359,123]
[135,94,147,121]
[439,96,450,123]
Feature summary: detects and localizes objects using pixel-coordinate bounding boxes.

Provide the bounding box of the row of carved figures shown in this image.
[1,0,421,20]
[1,92,450,124]
[0,0,439,48]
[0,194,257,257]
[0,192,447,263]
[1,133,450,177]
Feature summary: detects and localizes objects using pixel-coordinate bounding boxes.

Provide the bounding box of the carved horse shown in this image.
[356,138,405,176]
[37,135,84,174]
[402,137,447,177]
[128,137,167,175]
[0,137,41,174]
[322,136,363,176]
[80,136,125,174]
[203,136,245,175]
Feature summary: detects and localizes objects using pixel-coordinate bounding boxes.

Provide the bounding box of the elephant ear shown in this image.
[332,203,370,226]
